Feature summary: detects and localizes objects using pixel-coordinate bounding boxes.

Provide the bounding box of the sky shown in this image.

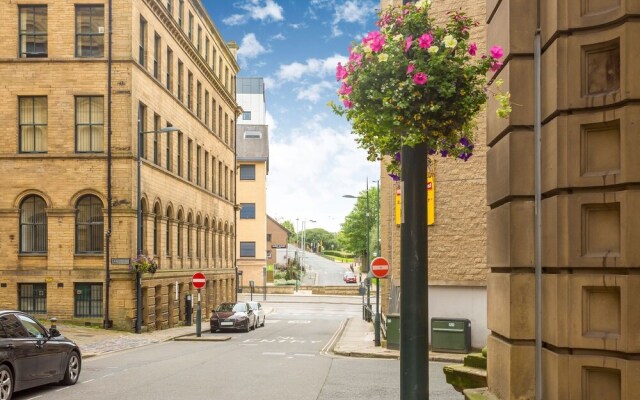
[202,0,381,233]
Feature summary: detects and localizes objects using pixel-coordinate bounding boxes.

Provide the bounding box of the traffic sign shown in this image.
[192,272,206,289]
[370,257,390,278]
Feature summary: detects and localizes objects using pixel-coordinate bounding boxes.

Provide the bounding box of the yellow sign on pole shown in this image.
[395,177,435,225]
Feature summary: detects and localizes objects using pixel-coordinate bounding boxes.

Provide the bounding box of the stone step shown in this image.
[463,387,499,400]
[463,352,487,369]
[443,364,488,393]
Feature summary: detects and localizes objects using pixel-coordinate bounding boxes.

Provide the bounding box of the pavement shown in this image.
[57,309,465,363]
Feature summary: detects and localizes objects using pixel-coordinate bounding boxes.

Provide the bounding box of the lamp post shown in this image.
[136,125,180,334]
[372,179,381,346]
[298,219,316,290]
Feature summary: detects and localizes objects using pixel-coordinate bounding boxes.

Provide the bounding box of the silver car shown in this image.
[248,301,265,329]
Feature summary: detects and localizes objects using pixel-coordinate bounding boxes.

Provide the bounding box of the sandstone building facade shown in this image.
[0,0,240,330]
[486,0,640,398]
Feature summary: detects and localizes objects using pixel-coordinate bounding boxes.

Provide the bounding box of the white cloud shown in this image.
[223,0,284,25]
[296,81,334,102]
[334,0,373,24]
[274,54,348,82]
[237,33,268,63]
[271,33,286,40]
[267,115,379,232]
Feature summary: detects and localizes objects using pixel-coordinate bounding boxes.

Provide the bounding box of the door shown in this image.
[16,314,65,381]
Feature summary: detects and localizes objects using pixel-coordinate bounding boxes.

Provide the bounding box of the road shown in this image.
[14,296,461,400]
[292,245,358,286]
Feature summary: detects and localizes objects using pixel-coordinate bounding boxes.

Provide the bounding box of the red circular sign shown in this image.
[370,257,390,278]
[192,272,206,289]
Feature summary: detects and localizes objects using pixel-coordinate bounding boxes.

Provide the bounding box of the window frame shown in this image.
[139,16,147,66]
[240,203,256,219]
[75,195,104,254]
[19,195,47,254]
[239,164,256,180]
[242,111,251,121]
[18,96,48,154]
[153,32,161,79]
[75,96,104,153]
[19,5,48,58]
[239,242,256,258]
[74,283,103,318]
[75,5,104,58]
[18,283,47,314]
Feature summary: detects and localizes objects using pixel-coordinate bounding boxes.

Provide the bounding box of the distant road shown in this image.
[289,245,357,286]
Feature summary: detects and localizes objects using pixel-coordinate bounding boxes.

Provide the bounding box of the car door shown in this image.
[16,314,66,382]
[0,312,38,390]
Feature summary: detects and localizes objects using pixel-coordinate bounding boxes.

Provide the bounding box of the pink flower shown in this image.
[336,63,348,81]
[404,35,413,52]
[490,45,504,59]
[343,98,353,109]
[363,31,386,53]
[468,43,477,56]
[413,72,428,85]
[418,33,433,49]
[407,64,415,74]
[490,61,503,72]
[349,51,363,66]
[338,82,352,96]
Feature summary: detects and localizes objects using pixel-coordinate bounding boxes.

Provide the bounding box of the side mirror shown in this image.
[49,327,61,338]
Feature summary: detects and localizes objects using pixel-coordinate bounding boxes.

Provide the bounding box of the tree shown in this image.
[339,186,379,262]
[303,228,338,253]
[281,220,296,242]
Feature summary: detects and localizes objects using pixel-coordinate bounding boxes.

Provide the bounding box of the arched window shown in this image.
[165,207,173,256]
[177,210,183,257]
[187,213,193,258]
[204,218,209,259]
[20,195,47,253]
[196,215,201,259]
[76,195,103,253]
[153,204,161,256]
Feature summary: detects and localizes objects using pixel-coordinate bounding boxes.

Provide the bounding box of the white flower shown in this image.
[428,46,439,54]
[416,0,431,9]
[393,34,403,42]
[444,35,458,48]
[378,53,389,62]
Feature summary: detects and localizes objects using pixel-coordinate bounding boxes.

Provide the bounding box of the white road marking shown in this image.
[263,352,286,356]
[101,373,115,378]
[55,387,70,392]
[287,320,311,324]
[294,353,316,357]
[81,379,95,384]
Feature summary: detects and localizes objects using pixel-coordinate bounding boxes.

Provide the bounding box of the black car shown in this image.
[210,302,256,333]
[0,311,81,400]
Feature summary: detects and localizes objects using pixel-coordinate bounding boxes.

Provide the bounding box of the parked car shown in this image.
[210,302,256,333]
[0,311,81,400]
[343,271,357,283]
[248,302,265,328]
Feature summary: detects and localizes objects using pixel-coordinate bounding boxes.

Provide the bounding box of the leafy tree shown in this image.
[339,186,379,263]
[281,220,296,242]
[302,228,338,253]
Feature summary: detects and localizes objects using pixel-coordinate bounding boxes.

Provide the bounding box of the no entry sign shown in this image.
[192,272,206,289]
[370,257,390,278]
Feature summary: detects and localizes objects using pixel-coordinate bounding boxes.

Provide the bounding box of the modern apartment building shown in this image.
[235,77,269,288]
[0,0,240,330]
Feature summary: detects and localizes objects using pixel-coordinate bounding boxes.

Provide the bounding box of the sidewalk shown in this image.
[59,313,465,363]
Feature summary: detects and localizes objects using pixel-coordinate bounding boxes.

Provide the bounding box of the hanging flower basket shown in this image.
[330,0,511,173]
[129,254,158,274]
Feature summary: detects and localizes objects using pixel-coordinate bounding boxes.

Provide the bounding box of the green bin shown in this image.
[386,313,400,350]
[431,318,471,354]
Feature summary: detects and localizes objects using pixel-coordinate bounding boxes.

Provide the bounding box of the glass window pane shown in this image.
[76,97,90,123]
[92,97,104,123]
[33,97,47,123]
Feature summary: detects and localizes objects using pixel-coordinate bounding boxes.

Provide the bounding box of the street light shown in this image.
[136,125,180,334]
[298,219,316,291]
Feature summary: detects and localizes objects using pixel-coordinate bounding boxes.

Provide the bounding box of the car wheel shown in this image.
[0,365,14,400]
[261,317,265,327]
[245,321,251,332]
[61,351,81,385]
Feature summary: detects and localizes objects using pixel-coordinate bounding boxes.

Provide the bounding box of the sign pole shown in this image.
[196,288,201,337]
[375,277,381,346]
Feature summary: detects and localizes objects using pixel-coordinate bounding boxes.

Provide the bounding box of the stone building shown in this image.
[266,215,291,267]
[0,0,240,330]
[485,0,640,399]
[379,0,490,348]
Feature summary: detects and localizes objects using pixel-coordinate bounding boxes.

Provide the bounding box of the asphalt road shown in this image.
[13,296,461,400]
[292,245,358,286]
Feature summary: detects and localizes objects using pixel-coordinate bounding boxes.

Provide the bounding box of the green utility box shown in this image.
[386,313,400,350]
[431,318,471,354]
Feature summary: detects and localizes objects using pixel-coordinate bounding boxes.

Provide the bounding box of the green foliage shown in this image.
[323,250,354,258]
[281,220,296,238]
[330,0,510,173]
[339,186,379,261]
[301,228,338,252]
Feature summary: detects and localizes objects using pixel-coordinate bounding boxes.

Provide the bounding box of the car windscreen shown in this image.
[215,303,235,312]
[232,303,247,312]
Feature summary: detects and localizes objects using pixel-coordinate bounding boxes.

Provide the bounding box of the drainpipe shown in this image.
[534,0,543,398]
[104,0,113,330]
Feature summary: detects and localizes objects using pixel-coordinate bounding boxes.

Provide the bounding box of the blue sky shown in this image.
[202,0,381,233]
